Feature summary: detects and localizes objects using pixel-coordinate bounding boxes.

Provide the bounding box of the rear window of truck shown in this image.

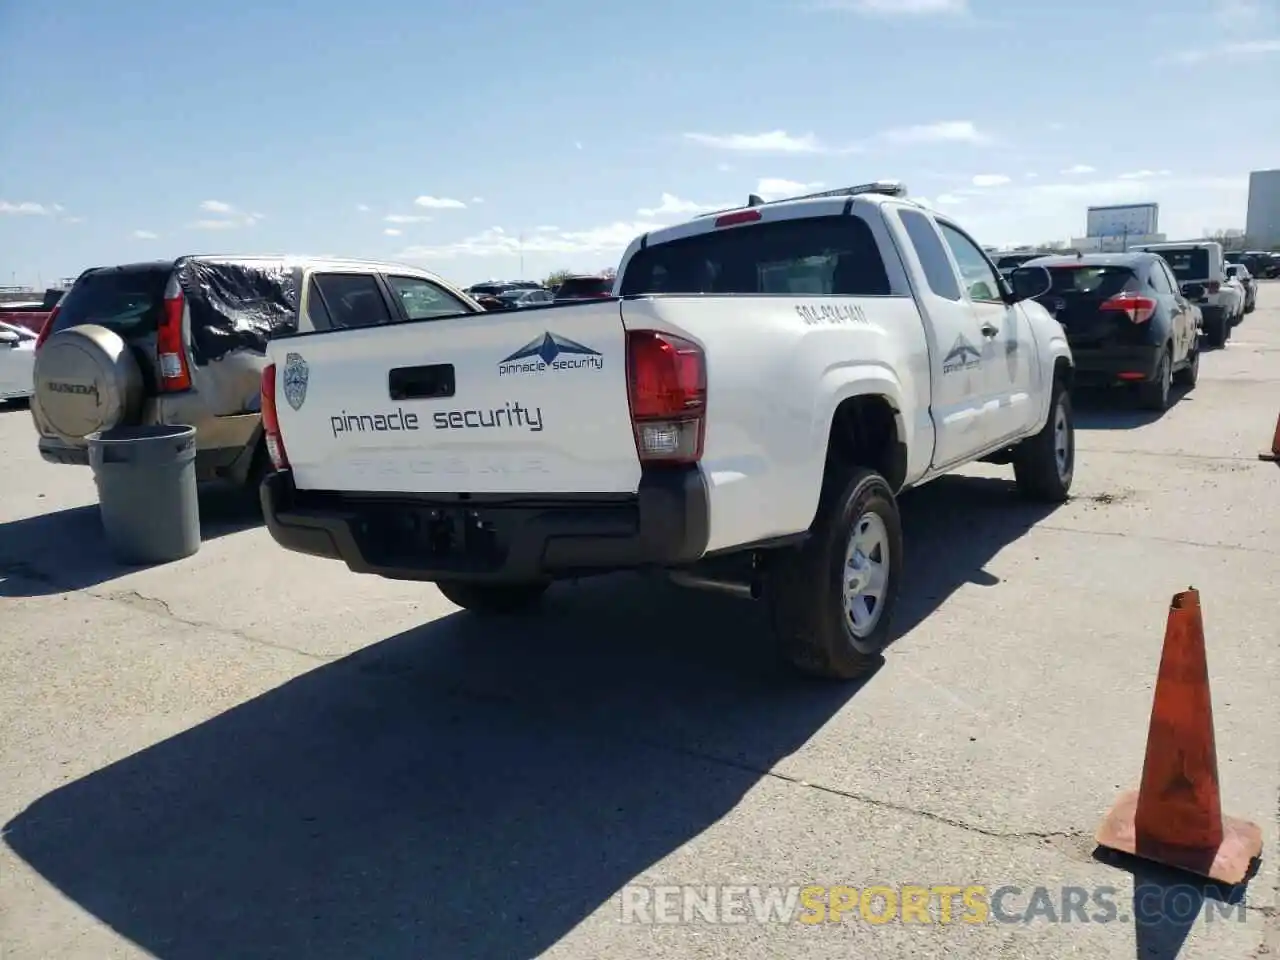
[49,265,172,339]
[619,215,890,297]
[1149,248,1210,280]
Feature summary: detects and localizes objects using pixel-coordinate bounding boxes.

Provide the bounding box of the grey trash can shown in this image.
[87,424,201,564]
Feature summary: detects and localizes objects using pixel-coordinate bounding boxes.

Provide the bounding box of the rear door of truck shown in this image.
[270,300,643,495]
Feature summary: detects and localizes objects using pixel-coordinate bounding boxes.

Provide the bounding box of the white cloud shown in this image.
[1164,38,1280,63]
[807,0,967,12]
[385,213,433,223]
[1061,164,1096,175]
[398,220,665,261]
[636,193,727,218]
[684,130,842,154]
[356,203,371,212]
[63,216,85,224]
[755,178,824,200]
[189,201,262,230]
[880,120,988,145]
[1026,173,1039,179]
[1214,0,1270,30]
[717,162,734,172]
[414,195,467,210]
[686,121,984,155]
[133,229,159,239]
[1117,169,1172,180]
[535,225,559,232]
[971,174,1011,187]
[471,196,485,204]
[0,201,51,215]
[935,193,965,205]
[574,141,584,150]
[384,228,402,237]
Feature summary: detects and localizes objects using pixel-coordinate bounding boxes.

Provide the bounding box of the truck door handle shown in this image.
[981,323,999,338]
[389,363,455,401]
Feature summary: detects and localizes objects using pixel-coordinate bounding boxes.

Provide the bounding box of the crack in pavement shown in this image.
[441,683,1102,853]
[1037,524,1280,557]
[92,588,338,663]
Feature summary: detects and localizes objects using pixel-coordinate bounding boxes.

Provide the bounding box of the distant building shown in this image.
[1069,202,1165,253]
[1245,169,1280,248]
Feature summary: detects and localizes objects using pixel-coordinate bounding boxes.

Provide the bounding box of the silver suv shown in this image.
[31,255,485,489]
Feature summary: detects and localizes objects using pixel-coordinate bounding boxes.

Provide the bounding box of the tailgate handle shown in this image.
[388,363,455,401]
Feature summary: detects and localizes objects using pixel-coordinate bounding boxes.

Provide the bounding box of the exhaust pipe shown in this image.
[667,570,762,600]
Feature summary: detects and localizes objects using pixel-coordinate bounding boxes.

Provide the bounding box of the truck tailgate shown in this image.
[272,301,643,495]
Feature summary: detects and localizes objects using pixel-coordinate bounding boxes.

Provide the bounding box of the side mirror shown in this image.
[1183,283,1205,300]
[1008,265,1053,303]
[0,330,19,347]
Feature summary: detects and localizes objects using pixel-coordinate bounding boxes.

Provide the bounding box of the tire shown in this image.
[1175,342,1199,388]
[768,467,904,680]
[436,580,549,615]
[1138,348,1173,411]
[1013,380,1074,503]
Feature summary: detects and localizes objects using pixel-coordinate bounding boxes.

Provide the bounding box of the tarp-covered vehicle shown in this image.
[31,256,486,489]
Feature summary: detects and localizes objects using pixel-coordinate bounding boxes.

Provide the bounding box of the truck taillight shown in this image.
[626,330,706,465]
[34,306,59,351]
[1100,293,1157,324]
[157,294,192,391]
[260,363,290,470]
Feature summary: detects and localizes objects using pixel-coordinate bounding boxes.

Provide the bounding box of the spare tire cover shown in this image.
[33,324,144,440]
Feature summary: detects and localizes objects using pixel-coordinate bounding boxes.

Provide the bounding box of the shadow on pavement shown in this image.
[892,473,1064,638]
[1072,384,1193,431]
[0,483,263,597]
[3,472,1062,959]
[1090,848,1256,960]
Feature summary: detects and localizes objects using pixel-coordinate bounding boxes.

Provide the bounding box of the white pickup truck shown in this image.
[258,181,1075,679]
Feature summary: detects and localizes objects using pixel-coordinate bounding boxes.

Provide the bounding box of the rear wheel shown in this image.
[436,581,549,615]
[1139,348,1173,411]
[768,467,904,680]
[1013,380,1074,503]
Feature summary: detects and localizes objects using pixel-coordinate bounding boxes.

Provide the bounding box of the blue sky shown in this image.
[2,0,1278,289]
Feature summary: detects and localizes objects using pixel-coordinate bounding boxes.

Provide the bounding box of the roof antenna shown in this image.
[747,194,764,207]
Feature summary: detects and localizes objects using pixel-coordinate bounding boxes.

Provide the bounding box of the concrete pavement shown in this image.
[2,288,1278,959]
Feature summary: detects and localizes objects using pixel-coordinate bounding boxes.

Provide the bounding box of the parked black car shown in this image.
[1227,251,1279,280]
[1018,252,1200,411]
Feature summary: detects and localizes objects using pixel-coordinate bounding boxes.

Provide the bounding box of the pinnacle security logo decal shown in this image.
[331,401,544,437]
[942,336,982,375]
[498,332,603,376]
[282,352,309,411]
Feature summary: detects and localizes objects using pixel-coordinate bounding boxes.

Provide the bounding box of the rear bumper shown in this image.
[260,468,712,583]
[1069,344,1162,385]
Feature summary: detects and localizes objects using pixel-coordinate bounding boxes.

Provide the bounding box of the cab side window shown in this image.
[310,273,394,330]
[304,279,333,329]
[899,209,962,301]
[938,222,1004,303]
[385,275,472,320]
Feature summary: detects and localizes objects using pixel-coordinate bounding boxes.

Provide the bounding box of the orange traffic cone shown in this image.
[1260,412,1280,462]
[1095,588,1263,884]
